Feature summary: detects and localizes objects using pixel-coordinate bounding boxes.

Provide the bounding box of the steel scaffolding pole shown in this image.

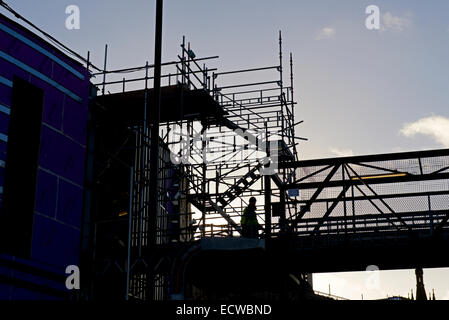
[148,0,164,300]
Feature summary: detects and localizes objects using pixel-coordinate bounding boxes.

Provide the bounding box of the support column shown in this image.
[148,0,163,300]
[264,123,272,241]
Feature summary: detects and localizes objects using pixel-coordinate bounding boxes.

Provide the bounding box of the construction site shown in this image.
[0,1,448,301]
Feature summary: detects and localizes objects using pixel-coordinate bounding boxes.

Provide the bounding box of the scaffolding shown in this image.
[3,0,449,302]
[87,31,449,301]
[89,32,301,300]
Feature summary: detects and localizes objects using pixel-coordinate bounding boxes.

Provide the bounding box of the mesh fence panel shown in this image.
[287,152,449,235]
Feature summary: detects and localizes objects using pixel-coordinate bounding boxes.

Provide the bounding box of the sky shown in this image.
[2,0,449,300]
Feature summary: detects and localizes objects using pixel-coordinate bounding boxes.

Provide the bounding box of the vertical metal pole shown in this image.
[82,79,95,299]
[278,31,284,150]
[264,123,272,240]
[186,168,191,241]
[342,168,347,235]
[428,195,433,235]
[137,63,149,259]
[201,126,207,238]
[215,171,219,204]
[143,63,150,253]
[348,163,355,231]
[203,64,207,89]
[86,51,90,73]
[187,42,191,88]
[102,44,108,96]
[144,61,149,131]
[182,36,186,85]
[279,31,283,90]
[126,166,134,300]
[289,52,298,162]
[148,0,164,300]
[91,222,98,298]
[212,73,216,100]
[280,186,286,233]
[278,30,288,209]
[289,53,294,122]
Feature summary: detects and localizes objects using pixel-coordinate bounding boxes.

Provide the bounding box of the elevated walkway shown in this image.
[99,84,227,124]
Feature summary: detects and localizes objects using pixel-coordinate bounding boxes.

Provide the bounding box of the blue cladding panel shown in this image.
[0,83,12,106]
[35,170,57,218]
[10,288,43,300]
[0,50,83,103]
[39,125,85,186]
[0,103,10,115]
[0,167,4,186]
[11,269,66,296]
[52,62,89,98]
[42,90,63,130]
[57,180,83,229]
[31,214,80,268]
[0,26,86,97]
[0,75,12,88]
[0,111,9,134]
[0,58,29,84]
[0,140,6,156]
[10,287,59,300]
[0,22,84,80]
[63,96,88,145]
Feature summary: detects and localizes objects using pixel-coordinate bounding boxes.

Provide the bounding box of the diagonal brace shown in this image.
[287,164,341,232]
[310,184,350,236]
[345,164,411,231]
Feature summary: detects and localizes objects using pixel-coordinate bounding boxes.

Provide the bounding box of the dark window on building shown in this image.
[0,76,44,258]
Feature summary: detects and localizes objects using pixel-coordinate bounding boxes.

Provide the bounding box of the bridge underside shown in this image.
[272,230,449,273]
[179,229,449,281]
[172,229,449,299]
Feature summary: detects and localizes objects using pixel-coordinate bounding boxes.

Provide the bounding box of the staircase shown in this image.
[188,163,263,213]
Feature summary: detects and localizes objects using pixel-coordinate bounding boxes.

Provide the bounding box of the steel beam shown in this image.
[279,148,449,169]
[310,185,350,236]
[287,164,341,232]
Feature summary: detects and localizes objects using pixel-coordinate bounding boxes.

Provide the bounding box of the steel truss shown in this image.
[279,149,449,239]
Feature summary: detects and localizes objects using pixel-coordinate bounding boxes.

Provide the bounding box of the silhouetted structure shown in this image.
[1,1,449,301]
[415,268,427,301]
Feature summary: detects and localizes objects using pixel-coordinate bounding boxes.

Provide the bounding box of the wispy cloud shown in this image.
[316,27,335,40]
[329,147,354,157]
[400,115,449,147]
[382,12,412,32]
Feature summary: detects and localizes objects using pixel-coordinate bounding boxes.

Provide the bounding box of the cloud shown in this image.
[316,27,335,40]
[382,12,412,32]
[400,115,449,147]
[329,147,354,157]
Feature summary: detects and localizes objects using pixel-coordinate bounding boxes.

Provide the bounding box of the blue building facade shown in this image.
[0,13,90,299]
